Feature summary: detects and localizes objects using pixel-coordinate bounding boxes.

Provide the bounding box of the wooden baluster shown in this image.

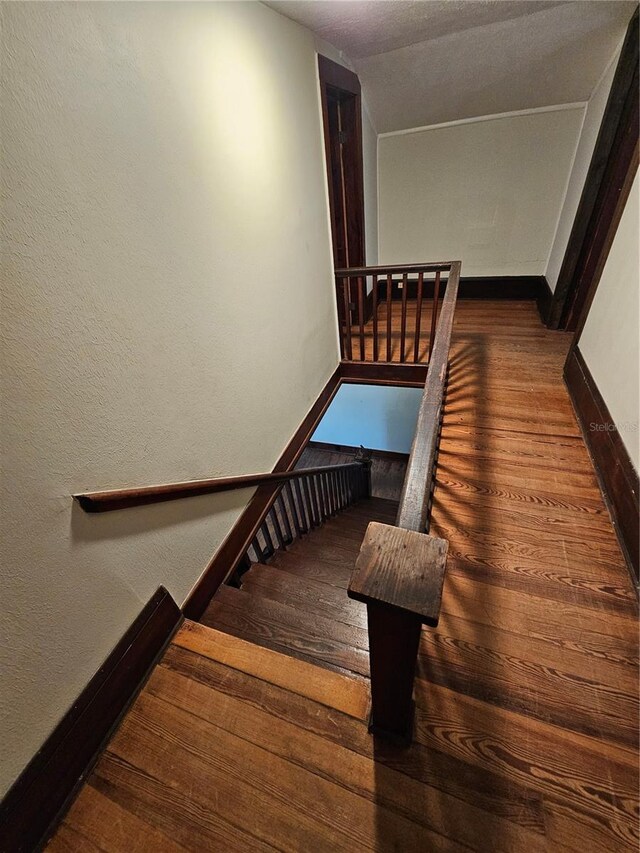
[428,271,441,361]
[358,276,365,361]
[334,470,342,510]
[260,521,275,557]
[414,271,424,363]
[308,476,321,526]
[284,482,302,536]
[320,473,331,518]
[301,477,315,527]
[330,471,339,512]
[386,274,392,362]
[276,494,294,545]
[293,478,309,533]
[372,276,379,362]
[251,536,266,564]
[269,507,285,549]
[343,279,353,361]
[400,272,408,363]
[322,472,331,517]
[338,469,347,509]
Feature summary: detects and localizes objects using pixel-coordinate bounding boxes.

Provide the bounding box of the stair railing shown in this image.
[76,459,371,604]
[334,260,458,364]
[74,462,370,513]
[347,260,461,744]
[235,460,370,585]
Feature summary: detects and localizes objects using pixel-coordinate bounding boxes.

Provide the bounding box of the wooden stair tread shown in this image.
[174,621,369,718]
[202,586,370,678]
[241,563,368,630]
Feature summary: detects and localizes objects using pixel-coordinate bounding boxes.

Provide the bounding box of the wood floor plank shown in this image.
[240,563,368,629]
[173,621,369,719]
[413,682,638,837]
[160,642,547,833]
[119,692,471,853]
[202,585,370,676]
[148,663,548,853]
[52,784,188,853]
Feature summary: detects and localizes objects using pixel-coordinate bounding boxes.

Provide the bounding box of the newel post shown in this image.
[348,521,448,744]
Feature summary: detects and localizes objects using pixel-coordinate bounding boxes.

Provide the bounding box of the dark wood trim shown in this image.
[307,440,409,463]
[339,360,428,387]
[336,262,452,276]
[568,141,639,337]
[317,54,360,96]
[318,54,366,275]
[548,8,639,329]
[397,262,461,531]
[183,366,342,619]
[367,275,546,302]
[564,347,639,584]
[536,276,553,325]
[0,587,182,853]
[76,462,364,514]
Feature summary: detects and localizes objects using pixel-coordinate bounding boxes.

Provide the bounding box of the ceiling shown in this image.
[265,1,636,132]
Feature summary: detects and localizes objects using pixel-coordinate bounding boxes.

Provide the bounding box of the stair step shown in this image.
[241,563,368,630]
[270,546,355,589]
[202,585,370,678]
[173,621,370,720]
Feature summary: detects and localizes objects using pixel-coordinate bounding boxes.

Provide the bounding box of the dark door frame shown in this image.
[317,54,366,272]
[547,7,638,331]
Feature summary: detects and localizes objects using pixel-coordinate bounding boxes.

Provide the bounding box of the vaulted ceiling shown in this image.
[265,1,636,132]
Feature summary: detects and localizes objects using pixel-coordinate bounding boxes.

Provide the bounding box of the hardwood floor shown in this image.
[47,300,638,851]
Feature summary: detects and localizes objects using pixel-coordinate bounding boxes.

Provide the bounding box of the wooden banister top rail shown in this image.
[396,260,460,532]
[75,462,364,514]
[334,261,454,277]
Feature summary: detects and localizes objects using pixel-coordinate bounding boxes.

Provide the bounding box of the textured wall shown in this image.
[0,1,338,796]
[579,172,639,470]
[378,107,584,277]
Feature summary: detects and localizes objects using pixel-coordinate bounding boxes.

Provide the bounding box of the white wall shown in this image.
[312,384,422,454]
[579,171,639,470]
[546,48,621,290]
[378,107,584,276]
[0,1,339,797]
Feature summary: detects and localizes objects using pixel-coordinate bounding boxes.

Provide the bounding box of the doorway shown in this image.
[318,55,366,321]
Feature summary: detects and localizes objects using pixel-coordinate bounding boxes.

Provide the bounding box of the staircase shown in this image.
[201,496,399,678]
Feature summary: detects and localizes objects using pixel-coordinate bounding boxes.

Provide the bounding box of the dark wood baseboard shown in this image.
[564,347,639,583]
[340,360,428,387]
[537,276,553,325]
[183,366,343,619]
[0,587,182,852]
[371,275,546,302]
[308,440,409,463]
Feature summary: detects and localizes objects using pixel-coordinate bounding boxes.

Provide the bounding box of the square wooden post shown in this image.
[349,522,448,745]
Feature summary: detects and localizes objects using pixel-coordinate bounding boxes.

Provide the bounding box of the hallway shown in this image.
[47,300,638,852]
